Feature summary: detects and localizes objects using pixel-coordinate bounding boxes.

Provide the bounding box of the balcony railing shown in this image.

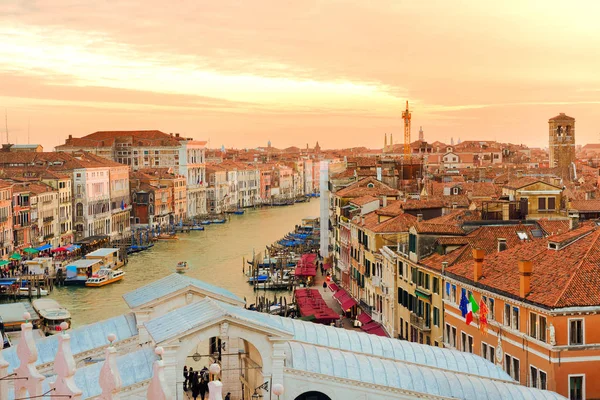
[0,216,7,223]
[43,216,54,223]
[359,300,373,316]
[43,233,54,240]
[410,313,431,332]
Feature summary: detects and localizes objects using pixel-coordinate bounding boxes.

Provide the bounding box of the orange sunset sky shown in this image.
[1,1,600,150]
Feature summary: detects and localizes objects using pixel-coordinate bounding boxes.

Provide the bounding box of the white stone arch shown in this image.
[164,320,279,397]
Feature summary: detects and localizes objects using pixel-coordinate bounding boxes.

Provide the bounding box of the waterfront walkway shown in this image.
[313,264,360,331]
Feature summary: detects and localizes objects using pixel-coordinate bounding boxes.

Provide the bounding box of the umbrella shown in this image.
[23,248,39,254]
[0,260,9,267]
[9,252,21,260]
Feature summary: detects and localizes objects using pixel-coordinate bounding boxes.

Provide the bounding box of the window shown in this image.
[451,284,457,304]
[512,306,520,330]
[530,366,547,390]
[569,319,584,345]
[433,277,439,294]
[529,312,547,342]
[488,297,495,320]
[409,234,416,253]
[538,197,546,211]
[481,342,495,364]
[529,312,537,339]
[504,304,519,330]
[539,316,547,342]
[505,354,520,382]
[433,307,440,327]
[548,197,556,210]
[569,375,584,400]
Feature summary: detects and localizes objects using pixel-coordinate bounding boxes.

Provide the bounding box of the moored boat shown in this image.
[85,268,126,287]
[156,234,178,240]
[200,220,211,225]
[211,219,226,224]
[32,298,71,336]
[190,225,205,231]
[176,261,188,273]
[233,210,245,215]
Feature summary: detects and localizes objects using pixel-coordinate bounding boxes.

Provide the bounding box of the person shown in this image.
[183,366,189,391]
[224,392,231,400]
[199,378,209,400]
[191,371,200,400]
[187,367,194,391]
[322,280,327,292]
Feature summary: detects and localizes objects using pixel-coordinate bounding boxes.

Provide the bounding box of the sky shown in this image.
[1,0,600,150]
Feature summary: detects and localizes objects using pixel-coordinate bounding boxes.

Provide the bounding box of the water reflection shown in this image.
[49,200,320,326]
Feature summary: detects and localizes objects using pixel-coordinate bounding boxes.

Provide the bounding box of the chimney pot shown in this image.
[68,134,72,140]
[176,133,180,138]
[472,248,484,282]
[518,260,533,298]
[442,261,448,274]
[417,213,423,222]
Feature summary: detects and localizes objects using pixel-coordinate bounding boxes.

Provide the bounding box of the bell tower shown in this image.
[548,113,576,180]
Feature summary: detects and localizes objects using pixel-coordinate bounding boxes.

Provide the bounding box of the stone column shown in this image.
[161,344,180,396]
[218,322,242,399]
[270,341,286,391]
[135,310,152,345]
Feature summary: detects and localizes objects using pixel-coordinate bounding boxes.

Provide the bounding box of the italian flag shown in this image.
[465,293,479,325]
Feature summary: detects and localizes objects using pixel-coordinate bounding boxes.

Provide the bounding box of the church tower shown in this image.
[384,133,388,152]
[419,126,424,141]
[548,113,576,179]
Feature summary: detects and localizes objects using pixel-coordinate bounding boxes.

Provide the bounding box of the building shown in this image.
[27,183,60,249]
[1,144,44,153]
[0,274,566,400]
[442,224,600,399]
[56,130,207,217]
[130,172,173,227]
[109,165,132,239]
[0,181,13,258]
[548,113,576,180]
[11,185,32,250]
[206,164,230,214]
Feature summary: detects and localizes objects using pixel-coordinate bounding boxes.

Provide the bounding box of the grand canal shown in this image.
[49,199,320,326]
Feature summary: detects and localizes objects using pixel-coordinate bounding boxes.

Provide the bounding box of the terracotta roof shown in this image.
[430,210,481,225]
[503,177,561,190]
[56,130,184,148]
[371,213,417,233]
[401,199,446,210]
[335,177,400,198]
[414,222,465,235]
[0,151,124,170]
[569,200,600,212]
[537,219,571,236]
[350,195,379,207]
[548,113,575,121]
[420,246,471,272]
[447,226,600,308]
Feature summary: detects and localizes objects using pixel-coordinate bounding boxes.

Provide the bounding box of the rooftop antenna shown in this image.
[4,109,8,144]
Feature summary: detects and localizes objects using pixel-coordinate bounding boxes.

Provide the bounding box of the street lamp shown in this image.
[272,383,284,400]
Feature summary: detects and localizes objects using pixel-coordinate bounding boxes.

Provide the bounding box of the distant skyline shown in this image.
[1,1,600,151]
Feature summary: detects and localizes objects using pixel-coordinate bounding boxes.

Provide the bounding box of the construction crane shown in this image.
[402,100,411,161]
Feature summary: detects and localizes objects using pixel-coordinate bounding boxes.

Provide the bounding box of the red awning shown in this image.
[365,325,388,337]
[323,263,332,270]
[357,312,372,325]
[328,282,339,292]
[52,246,68,252]
[340,294,357,311]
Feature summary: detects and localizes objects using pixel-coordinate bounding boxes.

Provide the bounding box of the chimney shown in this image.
[472,248,484,282]
[68,134,72,140]
[417,214,423,222]
[516,170,523,178]
[175,133,180,138]
[442,261,448,275]
[518,260,533,298]
[569,216,579,230]
[497,238,507,252]
[381,196,387,207]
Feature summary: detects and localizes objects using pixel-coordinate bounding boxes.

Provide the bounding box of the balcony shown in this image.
[0,216,7,223]
[359,300,373,316]
[410,313,431,332]
[43,233,54,240]
[43,216,54,223]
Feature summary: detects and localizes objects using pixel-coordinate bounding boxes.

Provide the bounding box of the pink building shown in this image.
[259,167,272,202]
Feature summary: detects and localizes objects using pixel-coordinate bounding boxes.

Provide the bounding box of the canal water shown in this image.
[49,199,320,326]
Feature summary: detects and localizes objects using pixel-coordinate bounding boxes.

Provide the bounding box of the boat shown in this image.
[200,220,212,225]
[32,298,71,336]
[211,219,226,224]
[85,268,126,287]
[18,286,49,297]
[248,274,269,283]
[176,261,188,273]
[64,259,104,286]
[156,234,178,240]
[189,225,205,231]
[233,210,245,215]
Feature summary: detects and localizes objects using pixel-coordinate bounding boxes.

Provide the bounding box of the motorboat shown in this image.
[176,261,189,273]
[32,298,71,336]
[211,219,226,224]
[85,268,125,287]
[189,225,205,231]
[200,220,212,225]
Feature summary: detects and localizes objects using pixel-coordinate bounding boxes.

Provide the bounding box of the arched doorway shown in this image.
[181,334,267,400]
[294,391,332,400]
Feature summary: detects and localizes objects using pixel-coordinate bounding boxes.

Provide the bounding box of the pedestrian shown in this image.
[322,280,327,292]
[199,378,209,400]
[224,392,231,400]
[183,366,188,391]
[187,367,194,390]
[191,372,200,400]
